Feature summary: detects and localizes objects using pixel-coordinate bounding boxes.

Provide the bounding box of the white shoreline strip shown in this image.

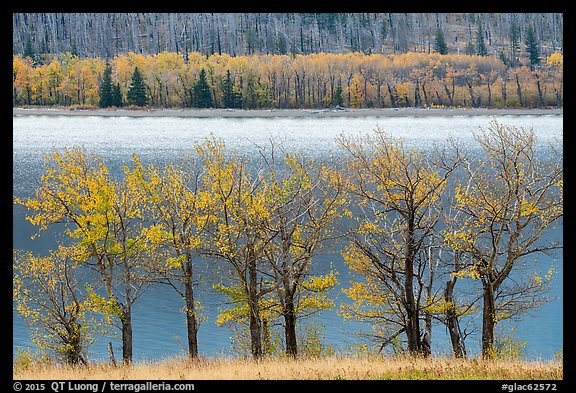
[13,107,563,118]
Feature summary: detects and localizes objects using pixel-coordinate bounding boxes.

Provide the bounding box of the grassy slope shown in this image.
[14,355,563,380]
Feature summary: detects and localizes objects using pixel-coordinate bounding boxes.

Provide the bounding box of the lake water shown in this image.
[13,113,563,361]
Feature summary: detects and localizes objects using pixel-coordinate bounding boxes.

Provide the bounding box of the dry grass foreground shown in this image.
[14,355,562,380]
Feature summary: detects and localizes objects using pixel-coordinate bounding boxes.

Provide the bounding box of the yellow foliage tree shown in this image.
[13,245,95,365]
[337,128,462,356]
[445,120,563,359]
[15,147,153,364]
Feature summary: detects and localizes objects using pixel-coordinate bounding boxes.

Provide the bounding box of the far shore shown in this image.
[13,106,563,119]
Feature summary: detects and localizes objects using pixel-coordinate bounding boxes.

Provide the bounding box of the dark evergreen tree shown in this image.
[510,20,521,67]
[194,68,213,108]
[23,35,35,59]
[525,24,540,68]
[221,70,242,108]
[332,80,344,107]
[464,41,476,55]
[112,83,123,107]
[476,24,488,56]
[126,67,148,107]
[499,51,508,67]
[276,34,287,55]
[244,76,258,109]
[98,62,113,108]
[434,27,448,55]
[380,19,388,40]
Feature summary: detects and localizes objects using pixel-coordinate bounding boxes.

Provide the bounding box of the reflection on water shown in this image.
[13,113,563,361]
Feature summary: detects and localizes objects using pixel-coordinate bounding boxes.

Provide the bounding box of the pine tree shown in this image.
[23,35,35,60]
[126,67,148,107]
[332,80,344,107]
[434,27,448,55]
[98,62,113,108]
[221,70,242,108]
[476,24,487,56]
[464,41,476,55]
[194,68,213,108]
[276,34,287,55]
[112,83,123,107]
[380,19,388,40]
[499,51,508,67]
[525,24,540,68]
[510,20,521,67]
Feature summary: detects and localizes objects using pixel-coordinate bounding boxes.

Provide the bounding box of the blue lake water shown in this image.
[13,112,563,361]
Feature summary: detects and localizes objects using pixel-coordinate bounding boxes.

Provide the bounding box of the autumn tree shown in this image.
[260,149,345,357]
[544,52,563,106]
[210,145,343,358]
[13,245,94,365]
[15,147,153,364]
[13,55,34,105]
[337,129,462,356]
[125,154,213,358]
[444,121,563,359]
[197,137,273,358]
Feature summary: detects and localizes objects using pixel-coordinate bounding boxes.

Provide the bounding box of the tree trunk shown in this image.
[535,73,545,107]
[443,83,454,106]
[413,81,422,107]
[283,290,298,358]
[435,90,443,106]
[481,282,496,359]
[444,278,465,358]
[404,218,420,355]
[466,80,477,108]
[65,320,83,365]
[421,82,430,107]
[121,309,133,364]
[108,342,117,367]
[515,75,523,107]
[387,83,397,107]
[184,262,199,358]
[248,258,262,359]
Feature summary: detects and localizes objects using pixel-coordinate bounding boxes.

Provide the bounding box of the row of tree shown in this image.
[14,122,563,365]
[13,13,563,61]
[13,51,563,109]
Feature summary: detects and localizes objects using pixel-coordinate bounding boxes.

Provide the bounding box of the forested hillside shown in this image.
[12,51,563,109]
[13,13,562,61]
[12,13,563,110]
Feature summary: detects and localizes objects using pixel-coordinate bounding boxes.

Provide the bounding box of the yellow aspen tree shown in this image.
[124,153,213,358]
[13,245,95,365]
[15,147,152,364]
[260,150,345,357]
[337,129,462,356]
[13,55,35,105]
[196,136,273,359]
[444,120,563,359]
